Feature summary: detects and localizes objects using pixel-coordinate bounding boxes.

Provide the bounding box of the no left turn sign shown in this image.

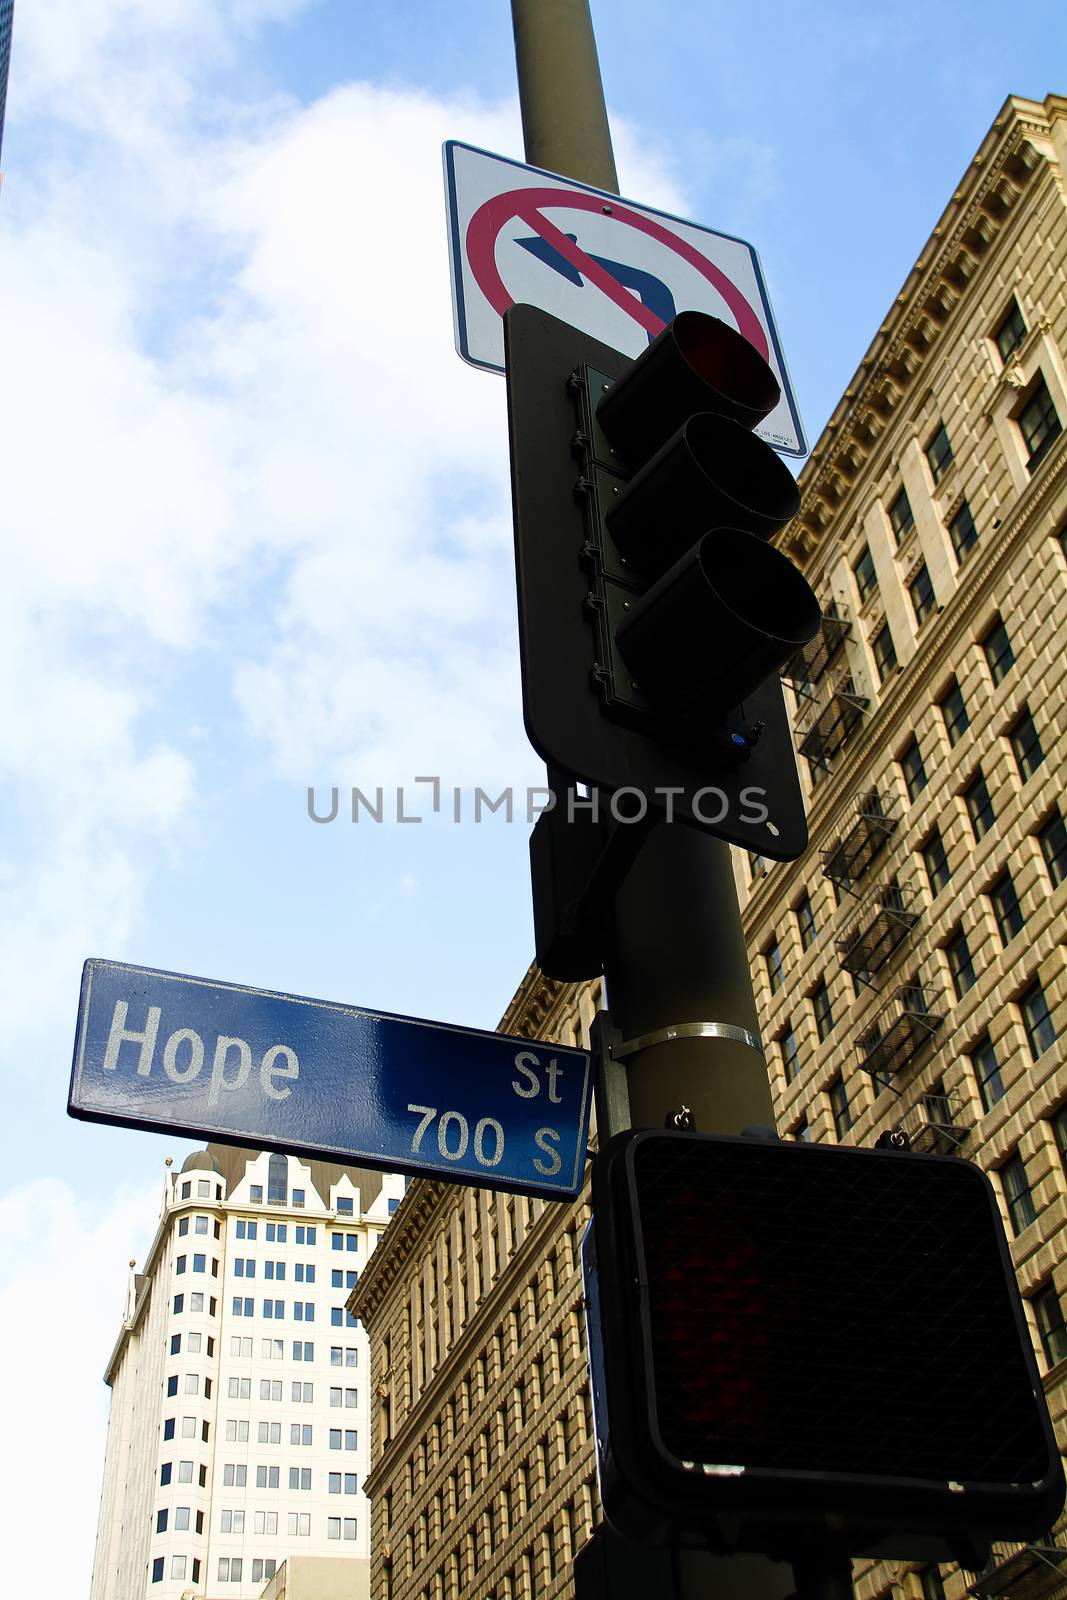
[443,140,806,457]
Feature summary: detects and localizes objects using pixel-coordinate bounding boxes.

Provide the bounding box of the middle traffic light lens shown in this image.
[606,414,802,578]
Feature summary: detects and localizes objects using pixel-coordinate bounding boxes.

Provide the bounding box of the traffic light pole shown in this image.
[509,3,801,1597]
[508,0,775,1156]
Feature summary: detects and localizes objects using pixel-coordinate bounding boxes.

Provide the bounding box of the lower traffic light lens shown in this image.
[614,527,821,714]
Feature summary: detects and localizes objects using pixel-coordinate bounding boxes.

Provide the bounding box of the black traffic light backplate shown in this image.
[505,303,809,860]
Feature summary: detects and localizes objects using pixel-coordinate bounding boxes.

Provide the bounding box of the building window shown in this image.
[921,1568,947,1600]
[1051,1106,1067,1177]
[250,1185,263,1204]
[909,563,936,627]
[853,543,877,603]
[872,621,898,683]
[795,895,817,951]
[900,737,928,801]
[1001,1152,1037,1236]
[888,486,915,546]
[971,1035,1004,1112]
[926,422,953,484]
[267,1153,288,1206]
[1038,810,1067,889]
[811,981,834,1043]
[948,500,979,563]
[922,827,952,896]
[1010,708,1044,781]
[152,1559,164,1584]
[939,680,969,745]
[990,869,1025,946]
[981,616,1014,685]
[1017,375,1062,471]
[963,771,995,841]
[1019,981,1057,1061]
[793,1118,810,1142]
[1033,1282,1067,1369]
[778,1024,800,1083]
[994,298,1026,362]
[829,1077,852,1139]
[764,938,784,994]
[335,1196,354,1214]
[944,926,977,999]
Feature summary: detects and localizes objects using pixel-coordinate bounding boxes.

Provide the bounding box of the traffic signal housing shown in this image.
[583,1129,1064,1563]
[505,303,821,858]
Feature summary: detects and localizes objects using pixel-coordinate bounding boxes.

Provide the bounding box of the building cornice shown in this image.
[783,94,1065,573]
[348,1178,449,1325]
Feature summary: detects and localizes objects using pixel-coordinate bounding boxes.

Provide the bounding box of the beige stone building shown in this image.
[351,92,1067,1600]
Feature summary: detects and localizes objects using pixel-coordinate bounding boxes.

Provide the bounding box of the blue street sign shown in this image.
[68,959,593,1200]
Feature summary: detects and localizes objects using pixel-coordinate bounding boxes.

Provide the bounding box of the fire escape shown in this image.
[855,983,944,1092]
[967,1528,1067,1600]
[899,1086,972,1152]
[836,880,920,988]
[822,789,898,895]
[782,606,869,772]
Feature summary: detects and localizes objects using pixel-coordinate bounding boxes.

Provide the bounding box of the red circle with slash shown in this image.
[465,185,769,360]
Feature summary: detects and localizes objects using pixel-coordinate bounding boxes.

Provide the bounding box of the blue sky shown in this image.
[0,0,1062,1586]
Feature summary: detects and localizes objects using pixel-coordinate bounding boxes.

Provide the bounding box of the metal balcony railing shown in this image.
[795,665,869,767]
[855,984,944,1088]
[836,883,919,980]
[822,789,898,890]
[967,1540,1067,1600]
[781,611,852,688]
[900,1091,972,1154]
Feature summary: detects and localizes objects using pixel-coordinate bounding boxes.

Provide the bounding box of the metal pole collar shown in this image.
[609,1020,765,1061]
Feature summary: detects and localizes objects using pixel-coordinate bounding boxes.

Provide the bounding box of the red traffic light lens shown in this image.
[596,312,782,467]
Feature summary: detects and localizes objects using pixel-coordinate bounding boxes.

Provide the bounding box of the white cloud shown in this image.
[0,1174,163,1593]
[0,4,705,1587]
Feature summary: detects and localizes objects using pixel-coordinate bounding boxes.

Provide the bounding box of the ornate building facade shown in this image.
[351,92,1067,1600]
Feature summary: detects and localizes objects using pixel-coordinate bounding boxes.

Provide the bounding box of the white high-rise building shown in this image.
[90,1144,405,1600]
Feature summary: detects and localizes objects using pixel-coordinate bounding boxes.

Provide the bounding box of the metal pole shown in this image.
[510,0,618,190]
[509,4,809,1597]
[508,0,775,1151]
